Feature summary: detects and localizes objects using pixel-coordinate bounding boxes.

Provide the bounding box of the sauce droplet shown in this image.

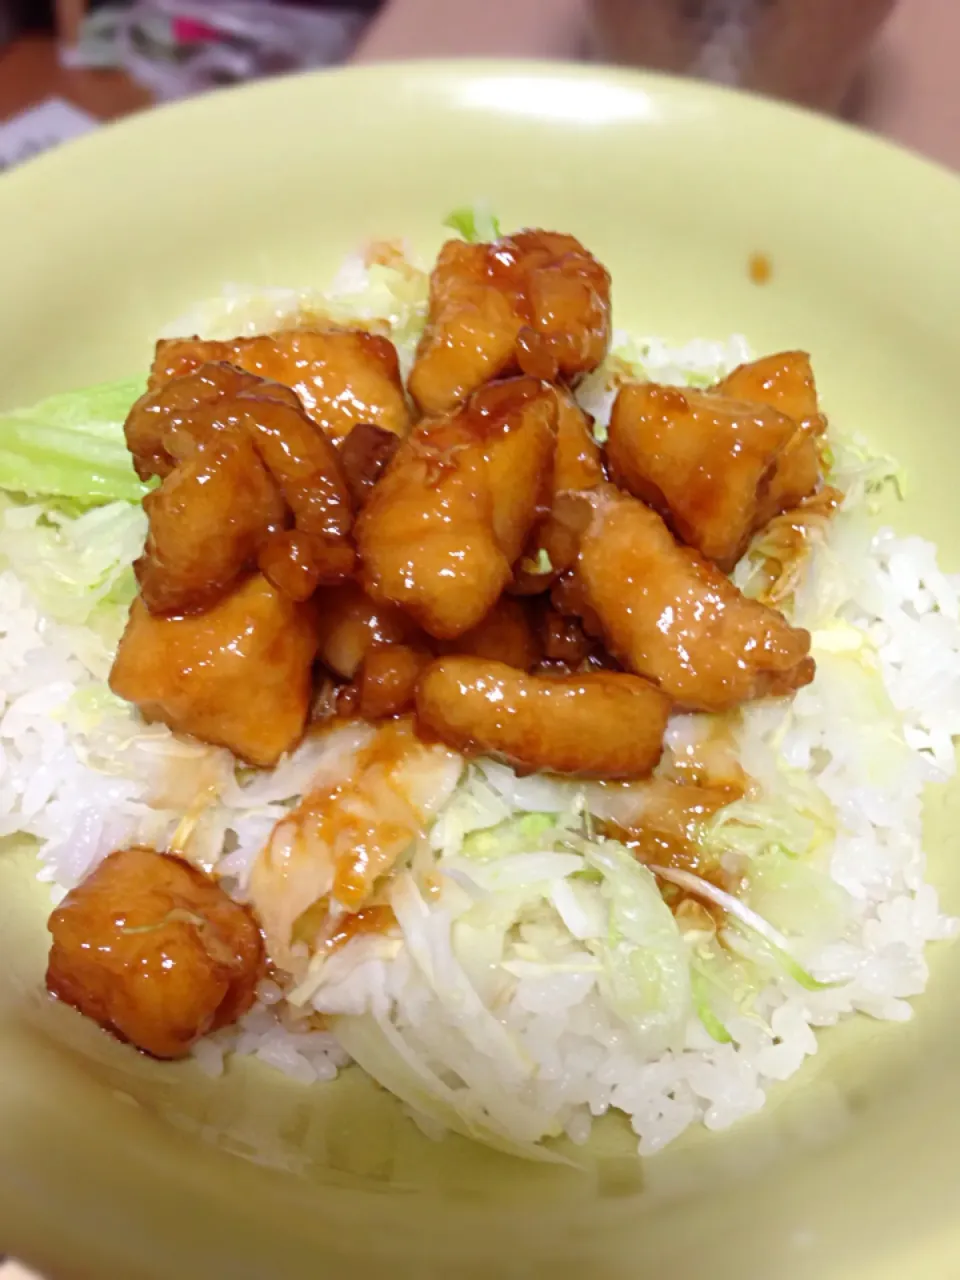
[748,252,773,286]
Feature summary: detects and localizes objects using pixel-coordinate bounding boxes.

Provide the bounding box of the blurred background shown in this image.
[0,0,957,170]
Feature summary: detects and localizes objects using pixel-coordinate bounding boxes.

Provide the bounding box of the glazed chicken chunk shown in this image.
[129,365,354,615]
[257,529,355,603]
[450,596,542,671]
[312,580,433,720]
[109,574,318,767]
[357,644,431,720]
[512,390,605,594]
[416,657,670,777]
[314,581,426,679]
[714,351,825,526]
[572,486,815,712]
[235,382,353,539]
[356,377,557,639]
[552,389,606,493]
[409,230,611,416]
[136,422,286,616]
[346,598,545,724]
[150,326,410,445]
[716,350,824,426]
[46,847,264,1060]
[124,361,262,481]
[338,422,403,508]
[607,378,819,572]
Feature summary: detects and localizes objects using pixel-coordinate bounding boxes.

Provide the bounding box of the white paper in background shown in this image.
[0,98,98,173]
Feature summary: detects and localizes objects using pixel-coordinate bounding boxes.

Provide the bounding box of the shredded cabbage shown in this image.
[330,811,692,1143]
[690,964,732,1044]
[389,873,534,1082]
[828,432,906,511]
[459,812,569,861]
[742,847,853,943]
[327,261,429,348]
[689,941,765,1032]
[327,729,861,1139]
[0,378,147,505]
[650,864,837,992]
[0,497,143,630]
[333,1013,572,1164]
[445,851,584,892]
[582,840,690,1048]
[706,779,835,864]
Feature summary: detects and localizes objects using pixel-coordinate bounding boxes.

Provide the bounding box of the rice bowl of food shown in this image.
[1,60,960,1280]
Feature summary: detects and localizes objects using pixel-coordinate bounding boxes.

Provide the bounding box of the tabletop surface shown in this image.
[0,35,151,123]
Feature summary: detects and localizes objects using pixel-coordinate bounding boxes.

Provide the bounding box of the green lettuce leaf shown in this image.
[442,204,501,243]
[0,377,149,505]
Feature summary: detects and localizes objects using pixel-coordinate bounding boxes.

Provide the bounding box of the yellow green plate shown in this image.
[1,60,959,1280]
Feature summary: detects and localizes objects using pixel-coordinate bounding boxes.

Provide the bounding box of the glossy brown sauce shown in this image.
[258,529,355,601]
[460,374,548,430]
[364,238,411,272]
[598,718,746,913]
[321,904,397,955]
[314,581,423,680]
[280,718,435,913]
[602,787,725,867]
[661,714,747,795]
[339,423,402,507]
[359,644,429,720]
[601,771,741,871]
[603,788,736,926]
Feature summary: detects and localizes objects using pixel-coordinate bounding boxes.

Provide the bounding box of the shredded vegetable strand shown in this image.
[649,864,839,992]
